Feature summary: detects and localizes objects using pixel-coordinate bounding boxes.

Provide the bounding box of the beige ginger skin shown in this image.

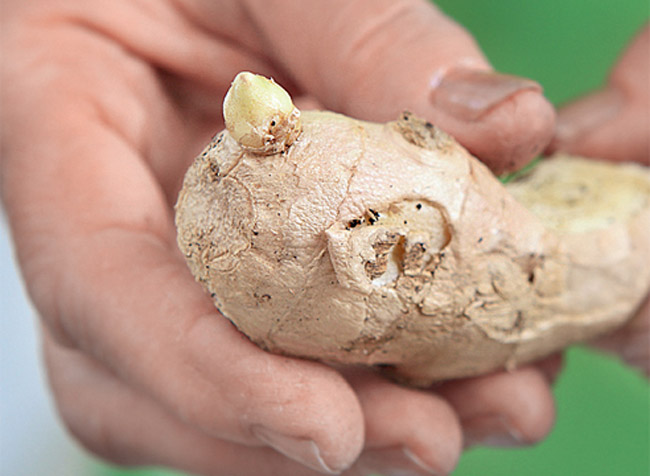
[175,72,650,386]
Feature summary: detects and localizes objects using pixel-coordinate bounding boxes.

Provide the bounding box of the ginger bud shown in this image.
[223,71,302,155]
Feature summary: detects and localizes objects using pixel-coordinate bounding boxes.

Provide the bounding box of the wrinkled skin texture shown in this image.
[1,0,647,473]
[176,110,650,386]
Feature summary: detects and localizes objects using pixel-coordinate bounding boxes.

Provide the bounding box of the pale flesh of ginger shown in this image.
[506,157,650,234]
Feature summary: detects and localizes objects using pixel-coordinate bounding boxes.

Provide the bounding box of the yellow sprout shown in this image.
[223,72,302,155]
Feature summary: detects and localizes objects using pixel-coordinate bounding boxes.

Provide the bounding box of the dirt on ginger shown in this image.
[175,72,650,386]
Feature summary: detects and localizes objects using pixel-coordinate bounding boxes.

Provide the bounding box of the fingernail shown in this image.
[358,447,443,476]
[430,68,541,122]
[403,447,445,475]
[463,415,524,448]
[553,88,623,148]
[252,426,341,474]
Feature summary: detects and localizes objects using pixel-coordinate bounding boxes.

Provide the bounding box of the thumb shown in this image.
[549,25,649,165]
[244,0,555,174]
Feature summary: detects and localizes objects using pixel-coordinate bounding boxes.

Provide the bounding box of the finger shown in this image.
[238,0,555,173]
[342,370,462,476]
[549,25,649,165]
[534,353,565,384]
[42,328,331,476]
[438,366,556,448]
[590,296,650,377]
[9,0,280,94]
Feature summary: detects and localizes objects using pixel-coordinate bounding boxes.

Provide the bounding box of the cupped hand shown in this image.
[549,25,649,377]
[1,1,558,474]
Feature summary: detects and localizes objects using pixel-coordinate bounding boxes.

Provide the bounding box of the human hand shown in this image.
[548,25,649,376]
[1,1,558,474]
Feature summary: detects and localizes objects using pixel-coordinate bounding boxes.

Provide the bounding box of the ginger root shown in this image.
[175,72,650,386]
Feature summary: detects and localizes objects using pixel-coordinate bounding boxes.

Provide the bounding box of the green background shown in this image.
[94,1,649,475]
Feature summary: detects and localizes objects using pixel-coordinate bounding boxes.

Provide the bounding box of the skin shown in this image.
[0,0,647,473]
[177,101,649,385]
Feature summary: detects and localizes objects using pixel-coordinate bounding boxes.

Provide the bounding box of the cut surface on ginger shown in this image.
[175,73,650,386]
[506,157,650,234]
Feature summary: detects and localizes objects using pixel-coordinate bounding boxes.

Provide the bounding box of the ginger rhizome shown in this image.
[175,72,650,386]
